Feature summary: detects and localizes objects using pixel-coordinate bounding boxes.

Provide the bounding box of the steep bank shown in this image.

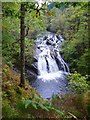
[2,64,64,119]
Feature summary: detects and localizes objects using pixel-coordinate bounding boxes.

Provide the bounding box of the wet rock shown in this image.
[25,64,38,82]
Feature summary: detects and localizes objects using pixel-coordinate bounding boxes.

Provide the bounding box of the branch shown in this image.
[11,26,29,47]
[68,112,78,120]
[34,3,47,17]
[12,38,20,48]
[24,27,29,37]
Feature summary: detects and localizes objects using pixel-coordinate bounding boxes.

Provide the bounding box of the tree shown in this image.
[19,2,47,87]
[2,2,52,87]
[20,3,26,87]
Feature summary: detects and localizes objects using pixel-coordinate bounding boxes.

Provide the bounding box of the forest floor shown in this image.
[2,64,90,119]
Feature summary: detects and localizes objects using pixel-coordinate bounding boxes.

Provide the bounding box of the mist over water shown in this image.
[31,32,70,99]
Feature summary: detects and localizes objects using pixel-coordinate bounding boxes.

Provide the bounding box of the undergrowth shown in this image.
[2,64,64,119]
[2,64,90,119]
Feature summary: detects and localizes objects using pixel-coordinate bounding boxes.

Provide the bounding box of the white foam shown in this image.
[38,71,64,82]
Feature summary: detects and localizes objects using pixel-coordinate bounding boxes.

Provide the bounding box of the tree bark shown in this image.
[20,3,25,87]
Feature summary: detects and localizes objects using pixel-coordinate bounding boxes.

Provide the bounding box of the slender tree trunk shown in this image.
[20,3,25,87]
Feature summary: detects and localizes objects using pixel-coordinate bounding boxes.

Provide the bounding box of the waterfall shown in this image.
[31,32,70,99]
[36,32,69,76]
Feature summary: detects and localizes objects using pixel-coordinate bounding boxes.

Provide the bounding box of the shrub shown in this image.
[67,71,89,93]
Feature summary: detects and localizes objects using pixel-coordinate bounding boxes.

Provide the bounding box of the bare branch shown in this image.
[68,112,78,120]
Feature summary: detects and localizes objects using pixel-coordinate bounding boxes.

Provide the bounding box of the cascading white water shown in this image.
[31,32,70,99]
[36,32,69,77]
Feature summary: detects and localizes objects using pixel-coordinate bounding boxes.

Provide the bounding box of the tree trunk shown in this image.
[20,3,25,87]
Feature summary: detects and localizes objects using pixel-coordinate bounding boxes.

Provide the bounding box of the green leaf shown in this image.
[38,104,49,111]
[24,100,32,109]
[54,109,64,115]
[31,102,38,110]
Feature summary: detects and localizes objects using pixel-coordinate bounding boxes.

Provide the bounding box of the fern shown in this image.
[34,95,42,100]
[53,108,64,115]
[31,102,38,110]
[38,104,49,111]
[46,105,64,115]
[24,100,32,109]
[23,99,49,111]
[23,100,38,109]
[22,99,64,116]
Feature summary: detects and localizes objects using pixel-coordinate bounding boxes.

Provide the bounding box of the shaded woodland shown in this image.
[2,2,90,119]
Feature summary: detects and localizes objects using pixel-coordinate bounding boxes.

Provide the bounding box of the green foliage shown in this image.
[2,15,20,67]
[2,101,19,118]
[25,10,47,33]
[2,2,47,67]
[77,48,90,75]
[2,65,64,118]
[2,2,20,18]
[25,38,34,65]
[60,4,89,76]
[67,71,89,93]
[2,2,89,74]
[2,2,90,119]
[23,99,38,109]
[18,97,64,116]
[46,3,89,76]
